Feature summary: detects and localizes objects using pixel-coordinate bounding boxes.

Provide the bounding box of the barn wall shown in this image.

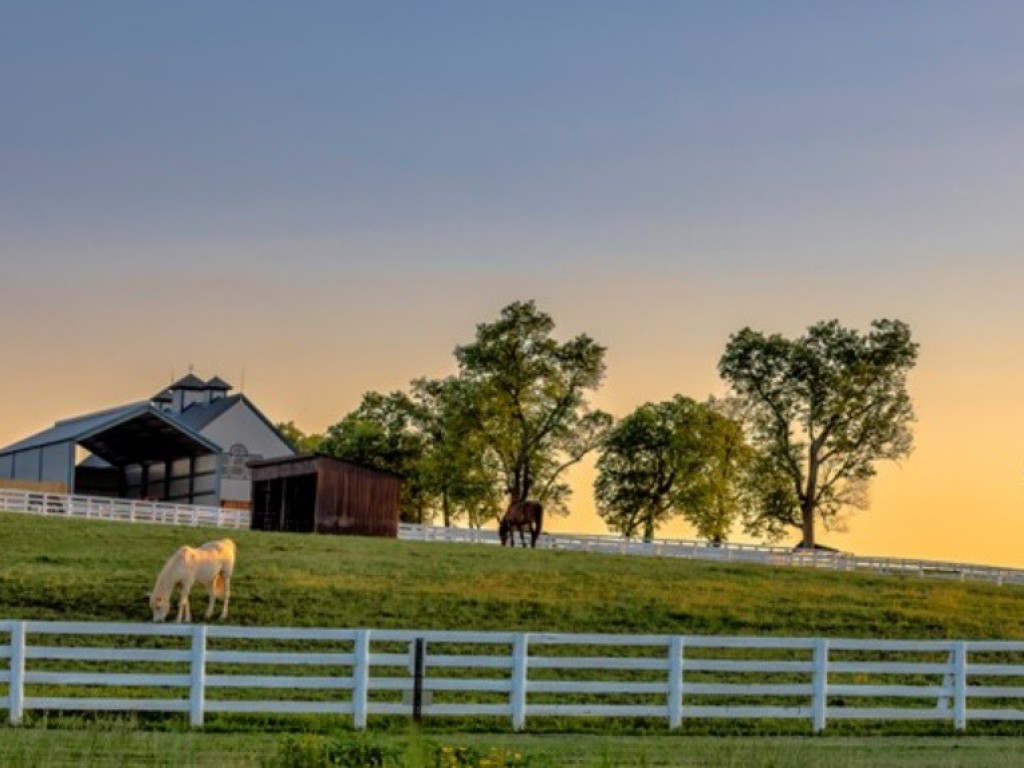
[315,460,400,537]
[41,443,73,486]
[201,401,295,505]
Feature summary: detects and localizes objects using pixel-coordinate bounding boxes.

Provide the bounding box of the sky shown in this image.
[2,2,1024,566]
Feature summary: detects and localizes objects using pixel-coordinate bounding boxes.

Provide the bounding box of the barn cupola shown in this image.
[204,376,233,403]
[150,388,174,411]
[167,373,207,412]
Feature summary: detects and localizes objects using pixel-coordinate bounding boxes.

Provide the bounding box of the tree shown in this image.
[595,396,751,541]
[409,376,503,528]
[275,421,325,454]
[718,319,918,548]
[319,391,430,522]
[454,300,612,515]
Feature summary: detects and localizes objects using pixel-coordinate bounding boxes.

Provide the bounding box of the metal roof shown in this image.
[169,373,207,391]
[0,403,221,466]
[205,376,233,391]
[173,394,243,431]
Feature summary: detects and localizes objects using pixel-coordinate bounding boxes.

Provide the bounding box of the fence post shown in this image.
[953,641,967,732]
[510,634,529,731]
[411,638,426,723]
[812,638,829,733]
[353,630,370,730]
[668,636,684,729]
[189,624,207,727]
[9,621,26,725]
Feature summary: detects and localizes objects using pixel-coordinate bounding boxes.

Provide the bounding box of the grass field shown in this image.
[2,727,1024,767]
[3,510,1024,765]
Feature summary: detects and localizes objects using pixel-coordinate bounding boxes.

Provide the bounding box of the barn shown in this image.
[0,373,295,508]
[248,454,401,537]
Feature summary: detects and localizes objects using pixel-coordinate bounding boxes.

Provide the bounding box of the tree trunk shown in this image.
[800,499,816,549]
[643,516,655,543]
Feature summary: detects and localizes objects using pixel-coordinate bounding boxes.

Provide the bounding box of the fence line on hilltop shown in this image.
[398,523,1024,587]
[3,487,1022,588]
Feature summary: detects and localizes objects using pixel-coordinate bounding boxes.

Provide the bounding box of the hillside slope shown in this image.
[2,512,1023,639]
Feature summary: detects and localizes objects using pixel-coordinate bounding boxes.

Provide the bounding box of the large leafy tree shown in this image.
[454,300,612,515]
[409,376,503,528]
[718,319,918,548]
[595,396,751,541]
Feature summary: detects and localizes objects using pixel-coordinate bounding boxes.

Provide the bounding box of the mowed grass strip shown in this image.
[3,511,1024,639]
[3,729,1024,767]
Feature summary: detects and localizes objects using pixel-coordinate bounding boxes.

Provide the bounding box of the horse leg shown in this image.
[518,525,527,547]
[178,580,193,623]
[205,578,218,620]
[530,522,539,548]
[219,575,231,620]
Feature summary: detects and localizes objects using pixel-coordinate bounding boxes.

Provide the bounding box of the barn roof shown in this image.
[173,394,243,431]
[204,376,232,391]
[0,402,220,466]
[248,453,405,479]
[169,373,207,391]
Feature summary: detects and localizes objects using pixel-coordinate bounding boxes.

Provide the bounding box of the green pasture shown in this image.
[3,511,1024,639]
[2,727,1024,767]
[4,511,1024,765]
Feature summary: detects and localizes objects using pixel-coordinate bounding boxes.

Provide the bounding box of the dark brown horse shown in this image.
[499,500,544,548]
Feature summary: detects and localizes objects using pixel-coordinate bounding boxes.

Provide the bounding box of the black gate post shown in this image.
[412,637,425,723]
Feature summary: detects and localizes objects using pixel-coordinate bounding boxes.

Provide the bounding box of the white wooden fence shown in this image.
[399,524,1024,588]
[0,488,248,529]
[3,620,1024,731]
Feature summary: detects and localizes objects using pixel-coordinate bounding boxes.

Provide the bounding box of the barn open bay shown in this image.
[4,512,1024,765]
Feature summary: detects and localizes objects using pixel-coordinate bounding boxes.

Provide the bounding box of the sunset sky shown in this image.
[3,3,1024,566]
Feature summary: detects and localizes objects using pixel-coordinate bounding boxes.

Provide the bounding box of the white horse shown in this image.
[149,539,236,623]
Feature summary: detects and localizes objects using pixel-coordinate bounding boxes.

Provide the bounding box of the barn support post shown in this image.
[953,642,968,732]
[812,638,829,733]
[353,630,371,730]
[9,621,26,725]
[510,634,529,731]
[189,624,208,727]
[667,636,684,729]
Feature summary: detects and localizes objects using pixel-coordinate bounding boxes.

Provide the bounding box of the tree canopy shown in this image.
[454,300,612,513]
[595,396,751,541]
[318,300,611,524]
[718,318,918,548]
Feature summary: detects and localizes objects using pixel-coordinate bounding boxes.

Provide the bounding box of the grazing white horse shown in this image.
[149,539,236,623]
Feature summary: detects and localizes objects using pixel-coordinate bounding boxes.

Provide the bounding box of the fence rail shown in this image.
[0,488,248,529]
[3,620,1024,731]
[398,524,1024,588]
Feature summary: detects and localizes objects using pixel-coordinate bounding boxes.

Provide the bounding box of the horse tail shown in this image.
[534,502,544,535]
[213,572,225,598]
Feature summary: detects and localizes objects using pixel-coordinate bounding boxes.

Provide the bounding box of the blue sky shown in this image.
[3,2,1024,564]
[4,2,1022,274]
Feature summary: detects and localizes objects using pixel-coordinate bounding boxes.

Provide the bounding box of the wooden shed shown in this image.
[248,454,401,537]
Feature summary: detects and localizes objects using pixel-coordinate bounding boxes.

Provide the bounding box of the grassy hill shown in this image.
[3,510,1024,640]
